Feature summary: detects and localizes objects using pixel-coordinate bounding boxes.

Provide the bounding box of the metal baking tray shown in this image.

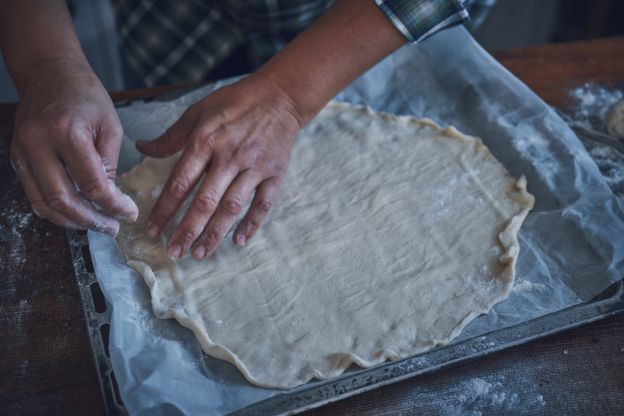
[67,228,623,416]
[68,90,624,415]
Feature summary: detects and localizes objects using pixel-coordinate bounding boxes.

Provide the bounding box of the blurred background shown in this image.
[1,0,623,102]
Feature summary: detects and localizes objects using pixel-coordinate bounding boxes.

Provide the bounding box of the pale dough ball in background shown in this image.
[606,99,624,140]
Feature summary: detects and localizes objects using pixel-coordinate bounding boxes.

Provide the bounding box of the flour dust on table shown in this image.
[116,102,534,389]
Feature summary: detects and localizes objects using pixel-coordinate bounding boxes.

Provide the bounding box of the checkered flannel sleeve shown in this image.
[374,0,489,42]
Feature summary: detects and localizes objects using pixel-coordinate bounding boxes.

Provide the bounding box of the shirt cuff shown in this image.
[374,0,469,43]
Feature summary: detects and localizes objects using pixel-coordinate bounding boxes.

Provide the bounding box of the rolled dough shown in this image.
[116,102,534,389]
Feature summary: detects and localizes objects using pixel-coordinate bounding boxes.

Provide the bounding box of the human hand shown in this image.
[137,74,303,260]
[9,58,138,236]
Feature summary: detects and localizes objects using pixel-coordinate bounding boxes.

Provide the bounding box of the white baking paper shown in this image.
[88,26,624,415]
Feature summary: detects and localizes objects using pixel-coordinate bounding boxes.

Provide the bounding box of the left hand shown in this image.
[137,74,303,260]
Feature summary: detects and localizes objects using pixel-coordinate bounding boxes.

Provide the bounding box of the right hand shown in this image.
[9,58,138,236]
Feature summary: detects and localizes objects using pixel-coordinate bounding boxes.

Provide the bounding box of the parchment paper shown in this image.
[88,26,624,415]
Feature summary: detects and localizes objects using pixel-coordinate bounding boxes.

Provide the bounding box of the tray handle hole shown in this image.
[110,369,125,408]
[90,282,107,314]
[100,323,111,357]
[81,244,95,273]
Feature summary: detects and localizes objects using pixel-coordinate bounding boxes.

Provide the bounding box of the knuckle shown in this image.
[79,177,108,200]
[108,121,124,140]
[248,217,262,228]
[196,131,216,148]
[194,190,219,213]
[82,217,99,230]
[101,158,117,180]
[46,191,73,214]
[166,177,191,199]
[231,142,250,161]
[196,126,226,151]
[67,124,89,143]
[200,229,220,245]
[51,114,74,135]
[99,123,123,144]
[222,196,243,215]
[255,198,273,214]
[176,228,199,244]
[231,141,260,167]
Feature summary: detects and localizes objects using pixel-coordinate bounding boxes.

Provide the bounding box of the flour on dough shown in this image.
[116,102,534,389]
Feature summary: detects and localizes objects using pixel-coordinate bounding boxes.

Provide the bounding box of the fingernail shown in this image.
[234,233,247,247]
[123,195,139,222]
[169,244,181,260]
[193,245,206,259]
[123,209,139,223]
[147,223,159,238]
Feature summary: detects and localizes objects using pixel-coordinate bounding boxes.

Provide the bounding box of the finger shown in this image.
[233,178,281,246]
[29,150,120,236]
[136,107,199,158]
[190,171,260,259]
[145,127,221,239]
[166,163,238,259]
[95,115,124,180]
[11,147,81,229]
[61,127,138,222]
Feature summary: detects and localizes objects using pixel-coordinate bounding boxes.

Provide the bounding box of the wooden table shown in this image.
[1,36,623,416]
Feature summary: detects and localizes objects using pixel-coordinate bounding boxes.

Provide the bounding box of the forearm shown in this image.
[0,0,89,92]
[256,0,407,125]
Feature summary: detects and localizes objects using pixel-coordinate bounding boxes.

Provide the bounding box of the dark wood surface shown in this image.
[1,36,623,416]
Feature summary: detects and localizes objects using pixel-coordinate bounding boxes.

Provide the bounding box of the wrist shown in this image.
[254,65,326,128]
[14,56,95,96]
[249,71,307,129]
[248,0,405,127]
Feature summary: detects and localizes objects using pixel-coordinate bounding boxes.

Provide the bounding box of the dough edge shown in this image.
[123,102,535,389]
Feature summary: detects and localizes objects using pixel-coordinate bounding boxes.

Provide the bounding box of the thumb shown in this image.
[94,117,139,222]
[136,110,197,158]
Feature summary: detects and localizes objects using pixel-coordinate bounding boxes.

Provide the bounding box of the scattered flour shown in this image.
[513,133,559,188]
[587,144,624,195]
[1,199,37,345]
[395,374,546,415]
[513,280,547,293]
[569,83,624,196]
[514,134,550,157]
[571,84,623,123]
[151,183,164,198]
[2,207,33,265]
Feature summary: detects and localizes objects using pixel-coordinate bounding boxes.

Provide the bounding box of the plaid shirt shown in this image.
[112,0,495,87]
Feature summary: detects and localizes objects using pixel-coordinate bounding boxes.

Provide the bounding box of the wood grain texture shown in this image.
[0,105,106,416]
[1,36,623,416]
[493,35,624,112]
[306,316,624,415]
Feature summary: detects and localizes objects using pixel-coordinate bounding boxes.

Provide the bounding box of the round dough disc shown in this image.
[117,102,534,389]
